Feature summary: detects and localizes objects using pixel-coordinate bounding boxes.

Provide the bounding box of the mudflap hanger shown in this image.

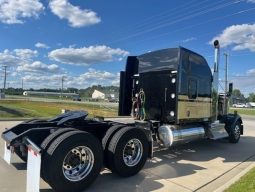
[4,141,12,164]
[26,138,42,192]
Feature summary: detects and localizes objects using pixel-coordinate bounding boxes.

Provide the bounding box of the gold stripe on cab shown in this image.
[177,95,212,120]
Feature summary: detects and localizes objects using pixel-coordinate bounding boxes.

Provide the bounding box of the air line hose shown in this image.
[138,89,146,121]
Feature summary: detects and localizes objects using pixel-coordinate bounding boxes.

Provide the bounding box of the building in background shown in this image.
[246,102,255,108]
[92,90,105,99]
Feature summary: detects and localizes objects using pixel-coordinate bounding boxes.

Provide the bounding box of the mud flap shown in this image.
[3,142,12,164]
[26,139,41,192]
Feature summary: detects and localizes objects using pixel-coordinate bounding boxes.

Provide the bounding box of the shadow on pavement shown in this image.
[12,162,27,170]
[40,190,53,192]
[12,136,255,192]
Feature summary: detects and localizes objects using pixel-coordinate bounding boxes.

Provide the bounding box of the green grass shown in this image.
[229,108,255,116]
[0,100,117,119]
[225,167,255,192]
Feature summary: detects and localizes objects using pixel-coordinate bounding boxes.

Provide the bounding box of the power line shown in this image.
[133,0,227,32]
[110,0,228,40]
[109,0,200,37]
[134,6,255,45]
[109,0,244,44]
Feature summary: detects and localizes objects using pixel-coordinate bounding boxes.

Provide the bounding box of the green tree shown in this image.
[248,93,255,102]
[232,89,243,98]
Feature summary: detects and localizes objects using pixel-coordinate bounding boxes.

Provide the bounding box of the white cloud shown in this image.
[65,68,119,88]
[230,68,255,94]
[247,69,255,75]
[22,74,64,88]
[247,0,255,3]
[35,42,50,49]
[20,68,119,89]
[17,61,62,74]
[0,48,63,88]
[79,68,116,80]
[0,0,44,24]
[49,0,101,28]
[182,37,196,43]
[0,50,20,66]
[48,45,129,65]
[210,23,255,52]
[0,49,37,66]
[14,49,38,59]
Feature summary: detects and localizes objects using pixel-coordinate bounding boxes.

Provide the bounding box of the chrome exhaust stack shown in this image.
[212,40,220,121]
[158,125,205,148]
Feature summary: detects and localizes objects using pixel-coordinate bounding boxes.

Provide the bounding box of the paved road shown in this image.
[0,116,254,192]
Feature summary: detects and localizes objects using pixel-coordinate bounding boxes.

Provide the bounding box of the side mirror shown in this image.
[229,83,233,95]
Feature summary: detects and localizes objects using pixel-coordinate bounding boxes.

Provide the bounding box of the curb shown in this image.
[0,118,49,121]
[214,161,255,192]
[0,118,31,121]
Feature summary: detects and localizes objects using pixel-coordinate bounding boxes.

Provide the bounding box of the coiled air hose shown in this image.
[138,89,146,121]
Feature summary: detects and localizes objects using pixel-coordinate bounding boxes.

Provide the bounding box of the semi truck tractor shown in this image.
[1,40,243,192]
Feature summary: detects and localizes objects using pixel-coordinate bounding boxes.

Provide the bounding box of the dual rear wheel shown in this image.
[41,126,149,192]
[41,130,102,192]
[104,126,149,177]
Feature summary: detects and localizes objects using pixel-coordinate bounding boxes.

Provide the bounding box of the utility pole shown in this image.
[61,76,65,98]
[223,53,228,114]
[21,78,24,90]
[3,65,7,91]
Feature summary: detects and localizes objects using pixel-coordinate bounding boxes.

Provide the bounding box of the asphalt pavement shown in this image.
[0,116,254,192]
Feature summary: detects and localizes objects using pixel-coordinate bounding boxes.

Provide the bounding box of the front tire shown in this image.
[107,127,149,177]
[43,131,103,192]
[229,122,241,143]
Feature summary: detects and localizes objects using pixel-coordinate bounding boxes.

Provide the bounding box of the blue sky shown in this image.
[0,0,254,95]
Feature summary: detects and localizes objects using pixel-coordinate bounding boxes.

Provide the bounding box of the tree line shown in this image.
[3,85,119,98]
[232,89,255,102]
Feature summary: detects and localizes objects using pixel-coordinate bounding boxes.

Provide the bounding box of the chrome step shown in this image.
[208,121,229,140]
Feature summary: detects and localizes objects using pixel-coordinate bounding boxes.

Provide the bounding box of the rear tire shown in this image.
[40,128,77,182]
[41,128,77,150]
[43,131,103,192]
[102,124,125,167]
[107,127,149,177]
[102,124,125,150]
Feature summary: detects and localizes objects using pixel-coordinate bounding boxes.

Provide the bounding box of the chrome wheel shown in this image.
[234,125,241,140]
[62,146,94,182]
[122,139,143,167]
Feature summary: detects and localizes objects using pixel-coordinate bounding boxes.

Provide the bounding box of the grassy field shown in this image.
[1,99,254,119]
[0,100,117,119]
[225,167,255,192]
[229,108,255,116]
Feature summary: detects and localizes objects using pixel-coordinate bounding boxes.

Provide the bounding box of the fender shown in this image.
[222,113,243,135]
